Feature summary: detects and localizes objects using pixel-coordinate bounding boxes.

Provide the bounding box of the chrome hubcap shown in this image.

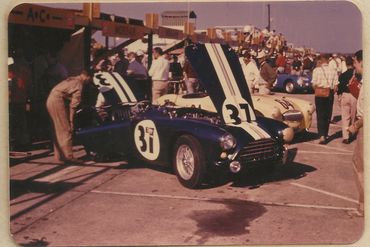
[176,144,194,180]
[286,83,294,92]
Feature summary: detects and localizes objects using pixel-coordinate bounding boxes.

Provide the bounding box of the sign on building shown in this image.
[9,4,75,29]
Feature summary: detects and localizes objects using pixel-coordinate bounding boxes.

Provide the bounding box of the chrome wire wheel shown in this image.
[176,144,195,180]
[285,81,294,93]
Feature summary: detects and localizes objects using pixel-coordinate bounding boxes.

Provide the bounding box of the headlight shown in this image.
[219,133,236,150]
[281,127,294,143]
[271,107,282,120]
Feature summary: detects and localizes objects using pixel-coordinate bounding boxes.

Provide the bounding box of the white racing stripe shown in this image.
[90,190,357,211]
[111,72,137,102]
[290,182,359,204]
[205,43,270,140]
[94,72,128,102]
[213,45,271,139]
[205,44,233,99]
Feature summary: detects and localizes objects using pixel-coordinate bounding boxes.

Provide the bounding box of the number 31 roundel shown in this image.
[134,120,160,160]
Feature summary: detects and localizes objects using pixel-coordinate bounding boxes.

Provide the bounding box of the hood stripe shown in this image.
[111,72,137,102]
[110,72,132,102]
[93,72,128,102]
[205,43,270,140]
[93,72,137,103]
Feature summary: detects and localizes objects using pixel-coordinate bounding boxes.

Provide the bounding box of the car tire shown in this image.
[173,135,206,189]
[284,81,295,93]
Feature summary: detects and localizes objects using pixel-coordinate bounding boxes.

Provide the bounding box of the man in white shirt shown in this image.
[148,47,170,104]
[311,54,339,144]
[239,53,260,93]
[328,54,342,75]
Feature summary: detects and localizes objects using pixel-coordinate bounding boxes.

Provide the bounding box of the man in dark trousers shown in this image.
[46,70,92,164]
[337,56,357,144]
[311,54,338,144]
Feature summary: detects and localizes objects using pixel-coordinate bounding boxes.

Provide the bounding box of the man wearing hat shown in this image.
[257,49,276,94]
[46,70,92,164]
[240,52,259,94]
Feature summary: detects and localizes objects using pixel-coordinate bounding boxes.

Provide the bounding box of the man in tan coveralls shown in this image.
[46,70,91,164]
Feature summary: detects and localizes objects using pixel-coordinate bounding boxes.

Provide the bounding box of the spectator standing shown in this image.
[340,55,348,73]
[291,54,302,75]
[126,52,149,101]
[347,50,363,217]
[240,53,260,93]
[114,50,129,78]
[328,54,341,75]
[127,52,148,79]
[169,55,183,80]
[337,56,357,144]
[311,54,339,144]
[183,58,199,94]
[148,47,170,104]
[275,51,286,73]
[46,70,92,164]
[257,50,277,94]
[302,54,314,74]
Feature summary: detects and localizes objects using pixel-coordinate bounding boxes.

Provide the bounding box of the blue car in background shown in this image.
[74,43,293,189]
[273,73,313,94]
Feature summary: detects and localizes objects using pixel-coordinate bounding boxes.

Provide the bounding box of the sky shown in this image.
[42,1,362,53]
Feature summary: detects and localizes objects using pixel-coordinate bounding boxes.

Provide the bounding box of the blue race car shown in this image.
[273,72,313,93]
[74,43,293,189]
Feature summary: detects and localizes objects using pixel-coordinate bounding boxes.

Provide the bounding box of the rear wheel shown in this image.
[284,81,295,93]
[173,135,206,189]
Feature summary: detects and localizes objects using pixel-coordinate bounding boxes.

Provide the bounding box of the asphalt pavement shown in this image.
[9,92,365,246]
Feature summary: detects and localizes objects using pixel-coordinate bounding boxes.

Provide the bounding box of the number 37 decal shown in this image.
[222,100,253,125]
[134,120,160,160]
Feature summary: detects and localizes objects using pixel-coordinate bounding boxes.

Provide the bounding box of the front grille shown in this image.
[111,106,131,121]
[283,110,303,122]
[238,138,280,163]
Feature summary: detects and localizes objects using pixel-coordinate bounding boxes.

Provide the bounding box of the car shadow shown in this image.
[79,148,315,190]
[229,161,316,189]
[198,148,316,189]
[326,130,342,144]
[291,131,319,144]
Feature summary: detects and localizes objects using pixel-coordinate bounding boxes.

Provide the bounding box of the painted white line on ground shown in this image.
[35,166,84,183]
[261,202,357,211]
[302,142,352,153]
[290,182,358,204]
[90,190,357,211]
[297,150,352,156]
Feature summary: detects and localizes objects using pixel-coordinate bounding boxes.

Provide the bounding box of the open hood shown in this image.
[185,43,271,139]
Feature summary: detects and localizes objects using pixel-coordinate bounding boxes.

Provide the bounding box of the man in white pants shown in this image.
[148,47,170,104]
